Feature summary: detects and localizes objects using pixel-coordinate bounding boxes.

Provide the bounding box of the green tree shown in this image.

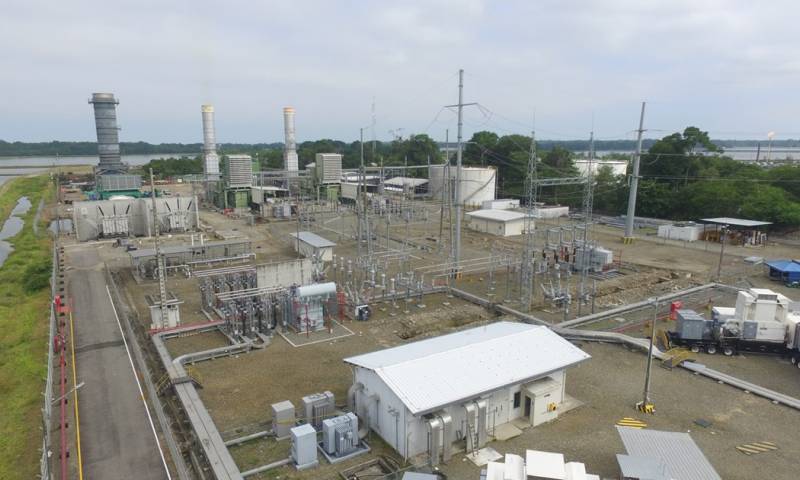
[465,131,499,166]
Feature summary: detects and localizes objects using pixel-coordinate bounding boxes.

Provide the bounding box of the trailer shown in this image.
[668,288,800,365]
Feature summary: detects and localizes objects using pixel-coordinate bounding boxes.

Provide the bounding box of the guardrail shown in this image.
[40,240,58,480]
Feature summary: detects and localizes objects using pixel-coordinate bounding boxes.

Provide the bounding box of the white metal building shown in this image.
[465,209,530,237]
[574,159,628,177]
[482,199,519,210]
[344,322,590,462]
[657,222,704,242]
[290,231,336,261]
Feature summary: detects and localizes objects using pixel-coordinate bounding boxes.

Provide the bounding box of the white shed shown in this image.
[344,322,590,463]
[465,209,530,237]
[657,222,704,242]
[289,231,336,262]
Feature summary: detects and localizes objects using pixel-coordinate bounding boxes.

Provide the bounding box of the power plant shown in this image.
[40,77,798,480]
[89,92,142,198]
[89,93,125,174]
[201,104,220,179]
[283,106,299,174]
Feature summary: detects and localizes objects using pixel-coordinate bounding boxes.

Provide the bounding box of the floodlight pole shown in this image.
[639,296,659,413]
[716,225,728,281]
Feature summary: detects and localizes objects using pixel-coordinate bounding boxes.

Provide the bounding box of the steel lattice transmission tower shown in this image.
[520,129,539,308]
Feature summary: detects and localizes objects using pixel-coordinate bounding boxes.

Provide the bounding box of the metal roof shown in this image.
[766,259,800,273]
[128,239,251,259]
[465,209,529,222]
[344,322,590,415]
[525,450,566,479]
[699,217,772,228]
[384,177,429,187]
[289,231,336,248]
[616,427,721,480]
[616,455,669,480]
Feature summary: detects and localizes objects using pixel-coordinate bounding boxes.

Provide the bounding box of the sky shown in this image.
[2,0,799,144]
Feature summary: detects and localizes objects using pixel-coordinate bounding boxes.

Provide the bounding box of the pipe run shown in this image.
[241,458,292,477]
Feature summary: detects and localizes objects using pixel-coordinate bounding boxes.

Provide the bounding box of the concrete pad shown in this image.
[466,446,502,467]
[493,422,523,441]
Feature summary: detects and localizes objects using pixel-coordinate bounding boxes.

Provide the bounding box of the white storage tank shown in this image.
[429,165,496,207]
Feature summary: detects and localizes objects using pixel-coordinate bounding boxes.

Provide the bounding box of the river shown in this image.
[0,153,187,186]
[0,153,188,168]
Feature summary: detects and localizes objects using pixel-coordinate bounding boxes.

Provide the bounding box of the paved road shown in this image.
[68,247,168,479]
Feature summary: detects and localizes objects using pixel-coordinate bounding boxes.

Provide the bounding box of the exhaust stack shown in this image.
[201,105,220,177]
[283,107,299,173]
[89,93,125,174]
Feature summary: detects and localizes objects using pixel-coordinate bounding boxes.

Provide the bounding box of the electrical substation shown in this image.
[49,85,800,480]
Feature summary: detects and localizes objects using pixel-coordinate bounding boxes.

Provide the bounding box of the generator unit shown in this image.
[674,309,716,344]
[290,423,318,470]
[322,413,359,456]
[669,288,800,362]
[302,391,335,429]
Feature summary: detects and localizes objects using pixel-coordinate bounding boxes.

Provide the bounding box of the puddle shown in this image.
[49,219,73,234]
[0,197,31,267]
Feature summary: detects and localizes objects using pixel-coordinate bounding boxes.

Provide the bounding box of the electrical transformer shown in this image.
[322,413,359,456]
[302,391,335,429]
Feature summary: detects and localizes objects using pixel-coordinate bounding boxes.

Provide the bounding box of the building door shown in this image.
[524,396,532,418]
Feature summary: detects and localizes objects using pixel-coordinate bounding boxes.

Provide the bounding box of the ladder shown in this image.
[464,418,478,457]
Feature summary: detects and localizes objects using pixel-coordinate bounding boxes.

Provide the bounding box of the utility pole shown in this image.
[438,130,449,248]
[149,169,168,329]
[445,69,477,274]
[624,102,647,243]
[638,297,659,414]
[716,225,728,281]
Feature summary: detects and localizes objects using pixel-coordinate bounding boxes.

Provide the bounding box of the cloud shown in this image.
[1,0,798,143]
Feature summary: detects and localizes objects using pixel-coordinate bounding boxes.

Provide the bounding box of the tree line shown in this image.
[4,137,799,158]
[130,126,800,227]
[461,127,800,228]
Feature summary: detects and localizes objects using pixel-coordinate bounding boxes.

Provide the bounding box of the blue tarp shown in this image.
[766,260,800,282]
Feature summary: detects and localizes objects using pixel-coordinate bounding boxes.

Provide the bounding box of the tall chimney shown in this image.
[89,93,125,174]
[283,107,299,172]
[201,105,220,177]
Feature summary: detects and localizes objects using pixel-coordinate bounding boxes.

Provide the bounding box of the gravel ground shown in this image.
[438,342,800,480]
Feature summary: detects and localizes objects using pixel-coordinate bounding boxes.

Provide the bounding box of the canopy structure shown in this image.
[766,259,800,283]
[699,217,772,229]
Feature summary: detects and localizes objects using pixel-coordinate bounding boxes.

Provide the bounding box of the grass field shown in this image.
[0,175,54,480]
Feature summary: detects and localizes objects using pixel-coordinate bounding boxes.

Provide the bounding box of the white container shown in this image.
[482,199,519,210]
[657,223,704,242]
